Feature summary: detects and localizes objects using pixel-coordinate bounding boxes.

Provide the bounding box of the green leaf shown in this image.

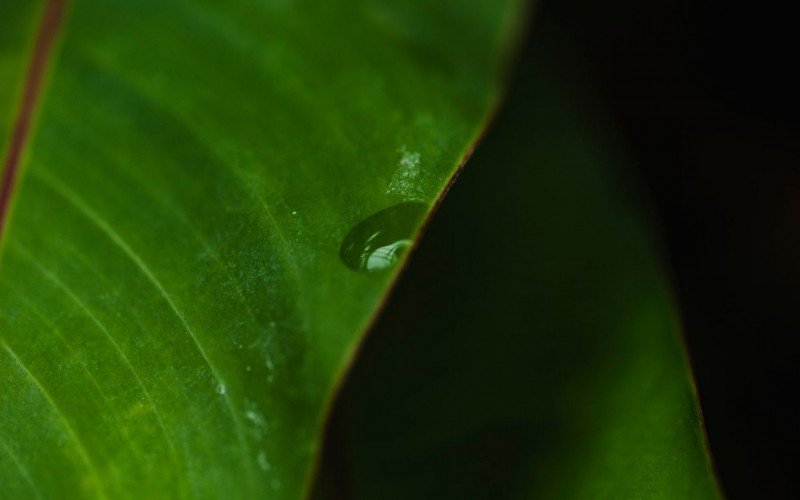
[0,0,523,498]
[0,3,40,145]
[320,27,721,499]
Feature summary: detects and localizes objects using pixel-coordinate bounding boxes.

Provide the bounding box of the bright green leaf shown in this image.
[0,0,523,498]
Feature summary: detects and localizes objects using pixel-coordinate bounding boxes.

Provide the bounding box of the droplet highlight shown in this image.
[340,202,427,273]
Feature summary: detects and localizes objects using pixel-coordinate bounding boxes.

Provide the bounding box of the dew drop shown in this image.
[244,400,269,440]
[340,202,427,273]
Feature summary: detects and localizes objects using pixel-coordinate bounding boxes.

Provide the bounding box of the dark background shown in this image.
[537,0,799,497]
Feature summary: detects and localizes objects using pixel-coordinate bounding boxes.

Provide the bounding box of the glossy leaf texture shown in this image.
[319,26,722,499]
[0,0,523,498]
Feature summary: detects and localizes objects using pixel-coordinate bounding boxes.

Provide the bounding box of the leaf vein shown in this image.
[0,435,44,500]
[10,243,187,498]
[31,168,256,487]
[0,342,108,499]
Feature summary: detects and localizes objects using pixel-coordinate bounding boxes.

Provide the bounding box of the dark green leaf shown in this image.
[322,26,721,499]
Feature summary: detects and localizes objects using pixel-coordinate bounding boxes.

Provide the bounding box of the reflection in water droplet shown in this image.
[340,202,427,273]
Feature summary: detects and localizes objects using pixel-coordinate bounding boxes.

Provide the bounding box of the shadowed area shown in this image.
[318,24,718,499]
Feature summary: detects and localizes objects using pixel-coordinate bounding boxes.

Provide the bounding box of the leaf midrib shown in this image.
[0,0,66,240]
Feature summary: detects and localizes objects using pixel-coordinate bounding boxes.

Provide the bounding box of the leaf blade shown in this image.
[0,0,524,497]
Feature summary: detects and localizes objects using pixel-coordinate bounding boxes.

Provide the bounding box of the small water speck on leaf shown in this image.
[257,451,270,471]
[244,401,269,441]
[387,146,423,198]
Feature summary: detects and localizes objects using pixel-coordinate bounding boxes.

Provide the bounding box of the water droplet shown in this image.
[216,382,226,395]
[244,402,269,440]
[340,202,426,273]
[387,146,423,197]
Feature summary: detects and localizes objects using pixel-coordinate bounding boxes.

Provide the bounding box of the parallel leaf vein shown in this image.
[10,243,186,496]
[0,342,107,499]
[0,435,43,499]
[31,167,256,485]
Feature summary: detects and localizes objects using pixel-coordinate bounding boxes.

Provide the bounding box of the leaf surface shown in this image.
[0,1,522,497]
